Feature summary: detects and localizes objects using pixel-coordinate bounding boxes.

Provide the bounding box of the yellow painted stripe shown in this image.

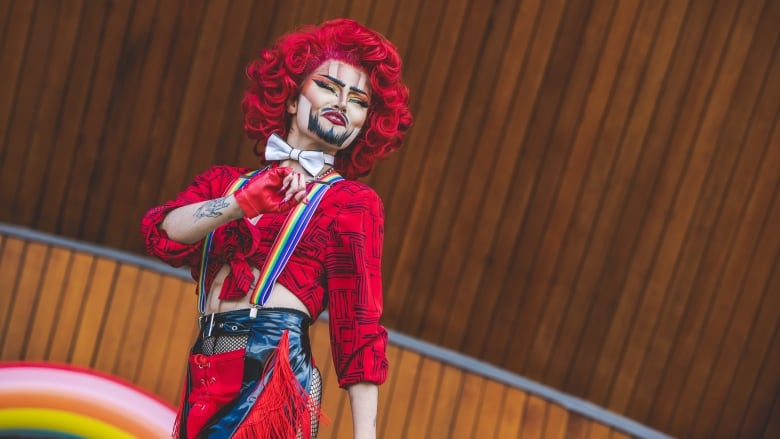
[0,407,136,439]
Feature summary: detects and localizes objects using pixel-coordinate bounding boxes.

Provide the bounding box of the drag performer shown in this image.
[141,18,412,439]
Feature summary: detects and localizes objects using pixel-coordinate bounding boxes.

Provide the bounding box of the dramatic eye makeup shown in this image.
[312,75,370,108]
[313,78,337,93]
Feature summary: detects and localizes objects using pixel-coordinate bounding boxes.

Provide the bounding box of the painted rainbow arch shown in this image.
[0,362,177,438]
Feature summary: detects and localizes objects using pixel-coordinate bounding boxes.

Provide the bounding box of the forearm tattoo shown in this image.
[194,197,229,220]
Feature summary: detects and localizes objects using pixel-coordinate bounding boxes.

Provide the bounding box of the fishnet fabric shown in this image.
[300,367,322,439]
[199,334,248,356]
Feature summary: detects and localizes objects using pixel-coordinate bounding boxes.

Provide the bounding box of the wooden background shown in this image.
[1,0,778,437]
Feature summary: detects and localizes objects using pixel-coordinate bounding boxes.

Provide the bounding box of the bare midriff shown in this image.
[204,264,311,317]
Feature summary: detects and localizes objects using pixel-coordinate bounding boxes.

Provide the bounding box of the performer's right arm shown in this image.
[160,195,244,244]
[141,165,305,265]
[162,166,305,244]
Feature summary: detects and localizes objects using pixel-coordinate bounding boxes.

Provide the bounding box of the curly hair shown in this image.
[242,18,413,179]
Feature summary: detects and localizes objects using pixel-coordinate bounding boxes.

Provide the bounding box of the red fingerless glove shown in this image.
[234,167,299,217]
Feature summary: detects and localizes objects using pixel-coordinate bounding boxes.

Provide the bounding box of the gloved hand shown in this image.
[234,167,306,217]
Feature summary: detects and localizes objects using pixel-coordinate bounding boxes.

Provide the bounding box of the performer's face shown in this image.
[288,60,371,152]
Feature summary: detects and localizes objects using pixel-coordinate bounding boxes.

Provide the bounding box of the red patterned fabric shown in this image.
[141,165,389,387]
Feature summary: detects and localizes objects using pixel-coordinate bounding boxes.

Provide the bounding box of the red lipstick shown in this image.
[322,111,347,126]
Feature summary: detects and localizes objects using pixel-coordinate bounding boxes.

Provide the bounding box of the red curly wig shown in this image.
[242,18,413,179]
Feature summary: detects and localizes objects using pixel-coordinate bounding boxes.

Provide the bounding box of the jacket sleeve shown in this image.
[325,185,389,388]
[140,165,236,268]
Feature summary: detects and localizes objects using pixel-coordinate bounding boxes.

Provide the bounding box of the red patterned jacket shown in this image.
[141,165,389,387]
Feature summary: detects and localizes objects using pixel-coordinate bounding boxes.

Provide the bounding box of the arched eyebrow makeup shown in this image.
[318,74,370,98]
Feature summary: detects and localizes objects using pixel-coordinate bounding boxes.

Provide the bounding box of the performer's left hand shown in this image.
[281,171,307,205]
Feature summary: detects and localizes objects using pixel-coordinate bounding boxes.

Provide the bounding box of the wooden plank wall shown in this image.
[0,230,657,439]
[1,1,778,438]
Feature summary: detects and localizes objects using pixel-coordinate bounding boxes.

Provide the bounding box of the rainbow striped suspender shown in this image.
[197,168,344,316]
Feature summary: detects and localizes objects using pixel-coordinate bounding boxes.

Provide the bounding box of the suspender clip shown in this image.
[205,313,215,337]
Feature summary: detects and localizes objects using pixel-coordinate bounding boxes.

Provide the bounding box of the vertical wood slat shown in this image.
[410,0,533,346]
[185,0,255,177]
[23,247,72,361]
[379,0,469,297]
[135,276,185,390]
[502,0,606,375]
[762,394,780,439]
[220,0,279,169]
[600,0,748,416]
[529,0,650,392]
[571,0,691,402]
[695,170,780,437]
[114,269,161,382]
[157,0,230,199]
[473,380,508,438]
[596,2,710,407]
[32,1,109,233]
[737,303,780,438]
[0,0,14,45]
[666,0,772,431]
[365,0,440,209]
[313,319,350,439]
[630,3,778,427]
[0,2,35,160]
[154,281,199,404]
[57,0,134,238]
[564,414,592,439]
[521,0,620,382]
[690,42,780,439]
[562,0,672,396]
[425,363,465,437]
[588,422,612,439]
[720,217,780,437]
[590,0,716,410]
[449,374,486,439]
[69,257,117,368]
[477,0,573,364]
[544,403,571,439]
[362,0,430,204]
[393,0,502,339]
[14,0,84,226]
[651,0,777,432]
[0,0,60,219]
[539,0,643,390]
[92,264,140,373]
[380,348,422,438]
[131,0,208,231]
[461,0,565,365]
[45,252,91,362]
[79,0,161,244]
[519,394,549,439]
[102,0,186,249]
[0,242,48,359]
[404,357,442,439]
[0,0,35,167]
[496,387,528,438]
[309,319,338,437]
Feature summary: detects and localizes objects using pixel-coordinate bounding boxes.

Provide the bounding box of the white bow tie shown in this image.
[264,134,335,177]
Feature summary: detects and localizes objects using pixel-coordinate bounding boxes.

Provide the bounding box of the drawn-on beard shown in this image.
[308,111,354,147]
